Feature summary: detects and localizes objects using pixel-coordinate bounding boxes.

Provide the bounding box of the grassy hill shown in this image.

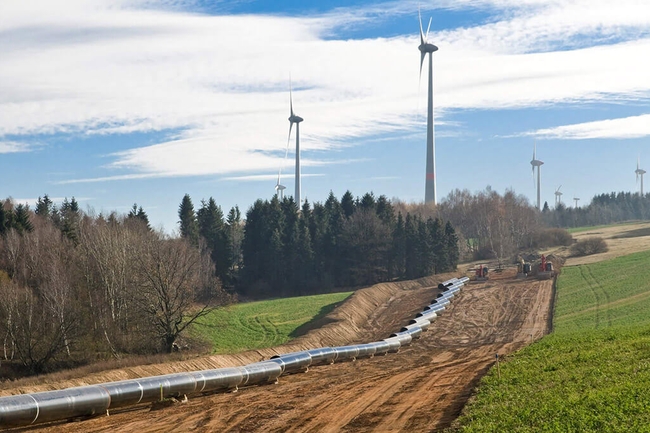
[450,250,650,432]
[190,292,352,354]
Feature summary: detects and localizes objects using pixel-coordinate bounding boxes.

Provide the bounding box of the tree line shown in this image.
[177,191,460,299]
[0,190,459,373]
[542,191,650,228]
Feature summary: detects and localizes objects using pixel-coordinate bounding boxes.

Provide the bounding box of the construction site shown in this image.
[0,267,555,432]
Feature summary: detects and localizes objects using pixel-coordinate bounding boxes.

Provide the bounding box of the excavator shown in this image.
[537,254,554,280]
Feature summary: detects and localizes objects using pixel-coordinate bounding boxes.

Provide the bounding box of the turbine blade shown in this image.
[287,122,294,151]
[290,82,294,117]
[426,17,432,41]
[419,51,426,81]
[419,6,425,45]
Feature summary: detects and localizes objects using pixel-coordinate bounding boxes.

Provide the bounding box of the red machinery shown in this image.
[475,265,489,281]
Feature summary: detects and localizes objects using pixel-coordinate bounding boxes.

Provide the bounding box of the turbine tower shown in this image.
[636,157,646,196]
[573,197,580,208]
[287,82,304,206]
[554,185,563,207]
[418,10,439,204]
[530,143,544,210]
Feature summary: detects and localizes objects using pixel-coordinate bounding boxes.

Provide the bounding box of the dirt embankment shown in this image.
[6,269,554,433]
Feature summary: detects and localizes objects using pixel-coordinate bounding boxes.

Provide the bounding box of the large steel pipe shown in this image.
[401,320,429,332]
[0,394,39,427]
[416,307,444,319]
[333,345,360,361]
[437,278,459,290]
[0,275,468,429]
[409,316,435,326]
[240,362,283,386]
[0,385,111,427]
[386,333,412,347]
[424,299,450,311]
[190,367,244,394]
[306,347,337,365]
[393,327,422,340]
[269,351,312,374]
[368,340,391,355]
[354,343,378,359]
[382,337,402,353]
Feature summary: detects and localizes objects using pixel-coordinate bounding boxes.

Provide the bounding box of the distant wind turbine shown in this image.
[530,142,544,210]
[636,156,646,196]
[418,8,439,204]
[287,81,304,206]
[554,185,563,207]
[573,197,580,208]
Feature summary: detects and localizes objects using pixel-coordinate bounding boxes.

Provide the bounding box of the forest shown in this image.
[0,191,459,373]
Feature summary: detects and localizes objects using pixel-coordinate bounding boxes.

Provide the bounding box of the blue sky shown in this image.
[1,0,650,232]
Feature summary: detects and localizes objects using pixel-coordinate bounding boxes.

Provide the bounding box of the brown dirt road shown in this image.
[12,269,554,433]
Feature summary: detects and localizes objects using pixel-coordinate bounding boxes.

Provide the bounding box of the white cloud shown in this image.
[527,114,650,140]
[0,141,31,153]
[1,0,650,181]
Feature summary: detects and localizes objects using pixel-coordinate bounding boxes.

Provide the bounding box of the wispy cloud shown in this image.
[525,114,650,140]
[2,0,650,182]
[0,141,31,153]
[220,173,325,182]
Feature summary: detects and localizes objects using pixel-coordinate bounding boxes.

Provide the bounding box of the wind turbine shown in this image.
[418,9,439,204]
[554,185,563,207]
[286,81,304,206]
[573,197,580,208]
[530,142,544,210]
[636,157,646,196]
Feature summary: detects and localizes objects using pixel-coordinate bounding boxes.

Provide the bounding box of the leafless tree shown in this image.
[133,232,221,353]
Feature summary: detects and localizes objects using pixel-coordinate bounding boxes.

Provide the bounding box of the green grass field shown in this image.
[449,250,650,432]
[190,292,352,354]
[566,221,639,234]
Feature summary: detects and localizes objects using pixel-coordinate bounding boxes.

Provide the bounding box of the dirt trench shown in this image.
[7,269,553,432]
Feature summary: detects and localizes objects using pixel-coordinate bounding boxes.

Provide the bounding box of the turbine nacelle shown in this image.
[289,114,303,124]
[419,42,439,54]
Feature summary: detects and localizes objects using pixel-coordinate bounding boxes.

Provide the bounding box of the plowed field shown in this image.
[6,269,554,432]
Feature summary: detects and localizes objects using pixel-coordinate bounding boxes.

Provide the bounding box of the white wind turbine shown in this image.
[636,156,646,196]
[554,185,563,207]
[418,8,439,204]
[286,81,304,206]
[573,197,580,208]
[530,142,544,210]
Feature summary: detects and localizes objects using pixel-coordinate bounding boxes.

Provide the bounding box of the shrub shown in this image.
[570,237,609,257]
[530,228,573,248]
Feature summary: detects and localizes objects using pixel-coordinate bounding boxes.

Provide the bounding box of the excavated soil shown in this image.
[4,270,553,432]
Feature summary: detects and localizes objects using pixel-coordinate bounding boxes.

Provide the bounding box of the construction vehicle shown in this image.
[537,254,554,280]
[516,258,531,279]
[474,265,489,281]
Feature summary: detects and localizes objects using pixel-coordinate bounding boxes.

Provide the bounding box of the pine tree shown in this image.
[13,204,34,233]
[391,212,406,279]
[444,221,460,271]
[376,195,395,225]
[225,206,242,286]
[35,194,54,218]
[197,197,228,284]
[178,194,199,246]
[0,200,8,235]
[59,197,80,243]
[127,203,150,229]
[341,191,355,218]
